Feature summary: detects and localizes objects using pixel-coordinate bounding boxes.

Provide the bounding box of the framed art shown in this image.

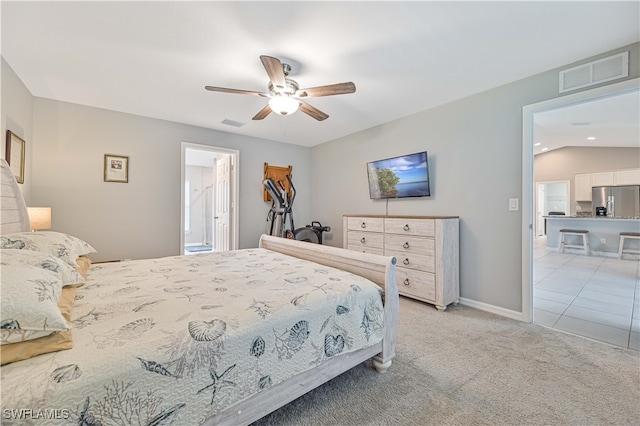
[5,130,26,184]
[104,154,129,183]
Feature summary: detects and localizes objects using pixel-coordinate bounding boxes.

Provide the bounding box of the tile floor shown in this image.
[533,237,639,351]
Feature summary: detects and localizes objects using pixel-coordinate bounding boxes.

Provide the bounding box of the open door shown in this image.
[535,181,569,238]
[215,154,231,252]
[181,143,239,254]
[536,183,545,237]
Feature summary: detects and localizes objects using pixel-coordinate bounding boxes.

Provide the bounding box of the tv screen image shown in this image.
[367,151,430,199]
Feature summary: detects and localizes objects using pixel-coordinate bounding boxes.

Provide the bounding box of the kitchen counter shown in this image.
[544,215,640,221]
[544,216,640,257]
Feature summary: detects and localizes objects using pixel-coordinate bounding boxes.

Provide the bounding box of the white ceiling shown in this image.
[2,1,639,148]
[533,90,640,155]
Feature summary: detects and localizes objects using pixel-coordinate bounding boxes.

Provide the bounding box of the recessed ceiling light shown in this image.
[586,136,596,140]
[534,143,541,146]
[541,147,548,152]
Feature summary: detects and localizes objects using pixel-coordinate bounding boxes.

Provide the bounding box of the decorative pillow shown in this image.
[1,264,68,345]
[0,231,96,267]
[0,287,76,365]
[1,249,85,287]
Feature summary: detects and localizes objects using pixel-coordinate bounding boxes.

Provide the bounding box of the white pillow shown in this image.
[1,264,68,345]
[1,249,85,287]
[1,231,96,267]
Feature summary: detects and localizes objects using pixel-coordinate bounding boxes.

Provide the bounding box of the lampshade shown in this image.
[27,207,52,231]
[268,95,299,116]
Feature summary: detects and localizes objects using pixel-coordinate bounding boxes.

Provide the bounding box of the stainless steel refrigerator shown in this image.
[592,185,640,217]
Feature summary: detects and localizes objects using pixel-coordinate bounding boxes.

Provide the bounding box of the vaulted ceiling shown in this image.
[2,1,639,147]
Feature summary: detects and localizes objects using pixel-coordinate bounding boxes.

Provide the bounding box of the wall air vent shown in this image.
[221,119,245,128]
[559,51,629,93]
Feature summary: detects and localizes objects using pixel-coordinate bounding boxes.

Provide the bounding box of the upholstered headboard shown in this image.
[1,159,30,234]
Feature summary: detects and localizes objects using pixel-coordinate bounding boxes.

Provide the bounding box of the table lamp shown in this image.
[27,207,51,232]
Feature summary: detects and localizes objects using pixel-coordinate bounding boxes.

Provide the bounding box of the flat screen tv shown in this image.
[367,151,430,199]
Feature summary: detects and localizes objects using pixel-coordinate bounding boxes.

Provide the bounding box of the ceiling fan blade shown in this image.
[205,86,268,97]
[260,55,286,90]
[297,82,356,98]
[252,104,272,120]
[299,101,329,121]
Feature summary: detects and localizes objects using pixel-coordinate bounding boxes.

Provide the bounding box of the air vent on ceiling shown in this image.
[221,119,245,128]
[559,51,629,93]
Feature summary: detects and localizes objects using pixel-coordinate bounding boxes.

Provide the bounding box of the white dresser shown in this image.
[343,215,459,311]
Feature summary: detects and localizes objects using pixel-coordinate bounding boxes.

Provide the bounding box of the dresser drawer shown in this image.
[347,217,384,233]
[396,268,435,301]
[386,250,434,273]
[385,218,435,237]
[347,231,384,250]
[385,234,435,256]
[346,244,384,256]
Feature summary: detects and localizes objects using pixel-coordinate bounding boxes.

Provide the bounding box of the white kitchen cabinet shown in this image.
[343,215,459,310]
[591,171,615,187]
[575,169,640,203]
[614,169,640,186]
[574,173,592,201]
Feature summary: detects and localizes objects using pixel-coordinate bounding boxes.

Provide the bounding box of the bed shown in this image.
[0,159,398,425]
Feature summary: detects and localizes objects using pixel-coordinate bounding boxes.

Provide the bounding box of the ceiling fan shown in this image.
[205,55,356,121]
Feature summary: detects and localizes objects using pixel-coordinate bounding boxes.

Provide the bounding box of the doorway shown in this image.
[521,77,640,323]
[180,143,239,254]
[535,181,569,237]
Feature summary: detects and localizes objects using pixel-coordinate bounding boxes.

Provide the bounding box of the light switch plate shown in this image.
[509,198,519,211]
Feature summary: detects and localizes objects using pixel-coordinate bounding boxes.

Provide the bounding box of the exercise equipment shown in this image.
[292,221,331,244]
[263,174,296,238]
[263,175,330,243]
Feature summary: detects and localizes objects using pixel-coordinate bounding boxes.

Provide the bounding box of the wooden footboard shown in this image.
[259,234,398,365]
[205,235,399,426]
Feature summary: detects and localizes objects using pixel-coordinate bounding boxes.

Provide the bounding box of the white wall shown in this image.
[1,57,33,202]
[185,165,211,246]
[535,146,640,181]
[310,43,640,313]
[30,98,312,262]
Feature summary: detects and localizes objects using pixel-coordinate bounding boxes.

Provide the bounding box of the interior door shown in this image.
[536,183,545,237]
[215,154,231,251]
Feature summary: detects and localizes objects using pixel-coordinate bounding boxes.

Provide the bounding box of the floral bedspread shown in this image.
[0,248,385,425]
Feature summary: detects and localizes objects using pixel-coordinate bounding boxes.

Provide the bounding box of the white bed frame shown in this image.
[0,159,398,426]
[205,235,398,425]
[0,159,30,234]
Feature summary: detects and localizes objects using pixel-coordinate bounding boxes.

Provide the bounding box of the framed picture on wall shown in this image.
[104,154,129,183]
[5,130,25,184]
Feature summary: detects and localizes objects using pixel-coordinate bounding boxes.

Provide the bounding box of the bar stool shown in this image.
[558,229,590,255]
[618,232,640,259]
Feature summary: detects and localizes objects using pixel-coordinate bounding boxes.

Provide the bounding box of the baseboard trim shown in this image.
[459,298,525,322]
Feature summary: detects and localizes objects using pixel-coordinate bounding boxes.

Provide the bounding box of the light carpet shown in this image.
[252,297,640,425]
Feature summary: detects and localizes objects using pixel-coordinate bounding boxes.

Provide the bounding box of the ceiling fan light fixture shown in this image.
[268,95,299,116]
[206,55,355,121]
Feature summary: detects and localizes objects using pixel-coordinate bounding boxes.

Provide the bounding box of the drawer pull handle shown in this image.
[403,242,410,249]
[403,278,410,286]
[360,237,366,244]
[361,222,366,229]
[403,258,410,265]
[403,224,410,231]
